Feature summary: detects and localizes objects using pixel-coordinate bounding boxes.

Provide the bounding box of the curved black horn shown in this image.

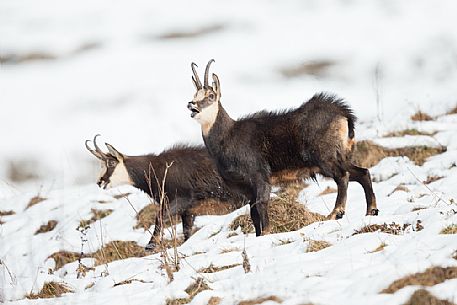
[191,62,202,89]
[93,134,107,157]
[204,59,215,88]
[85,139,103,159]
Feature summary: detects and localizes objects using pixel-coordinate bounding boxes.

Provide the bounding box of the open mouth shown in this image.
[188,103,200,118]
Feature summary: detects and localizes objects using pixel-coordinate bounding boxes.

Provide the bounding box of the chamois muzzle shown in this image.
[188,102,200,118]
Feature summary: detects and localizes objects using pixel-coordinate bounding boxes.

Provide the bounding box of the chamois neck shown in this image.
[204,103,234,139]
[123,155,159,198]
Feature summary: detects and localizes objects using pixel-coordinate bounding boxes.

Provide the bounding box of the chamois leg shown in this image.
[254,181,271,236]
[250,202,262,237]
[348,164,378,216]
[145,198,183,251]
[181,209,195,241]
[328,171,349,220]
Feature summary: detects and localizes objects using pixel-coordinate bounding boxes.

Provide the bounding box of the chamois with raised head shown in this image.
[187,60,378,236]
[86,135,245,250]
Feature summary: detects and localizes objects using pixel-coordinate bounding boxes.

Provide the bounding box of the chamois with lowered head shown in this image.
[86,135,245,250]
[187,60,378,236]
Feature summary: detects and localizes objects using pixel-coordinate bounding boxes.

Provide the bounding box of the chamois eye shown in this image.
[107,160,116,168]
[208,93,215,100]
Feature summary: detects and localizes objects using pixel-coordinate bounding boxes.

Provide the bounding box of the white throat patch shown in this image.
[106,161,132,188]
[195,101,219,136]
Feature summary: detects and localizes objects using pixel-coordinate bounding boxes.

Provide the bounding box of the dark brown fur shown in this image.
[190,89,378,236]
[100,145,246,250]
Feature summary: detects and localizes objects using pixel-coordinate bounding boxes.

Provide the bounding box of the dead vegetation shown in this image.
[352,140,446,168]
[381,266,457,294]
[49,240,146,270]
[7,159,40,182]
[230,184,324,234]
[353,222,410,235]
[198,263,241,273]
[440,224,457,234]
[319,186,337,196]
[388,184,410,196]
[134,204,159,230]
[166,278,210,305]
[280,60,336,78]
[79,209,113,228]
[404,289,455,305]
[208,297,222,305]
[0,52,56,65]
[371,242,387,253]
[424,175,443,184]
[92,241,147,266]
[305,240,332,252]
[49,251,82,271]
[26,281,73,299]
[26,196,47,209]
[238,296,283,305]
[158,24,224,40]
[447,106,457,115]
[0,210,15,216]
[411,110,434,121]
[112,192,131,200]
[384,129,437,137]
[35,220,58,235]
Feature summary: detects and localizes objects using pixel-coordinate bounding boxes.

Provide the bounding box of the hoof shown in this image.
[145,243,156,252]
[369,209,379,216]
[327,210,345,220]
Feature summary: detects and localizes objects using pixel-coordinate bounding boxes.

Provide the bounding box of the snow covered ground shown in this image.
[1,113,457,304]
[2,0,457,304]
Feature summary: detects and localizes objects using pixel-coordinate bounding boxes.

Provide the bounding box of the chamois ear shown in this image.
[105,143,124,161]
[212,73,221,99]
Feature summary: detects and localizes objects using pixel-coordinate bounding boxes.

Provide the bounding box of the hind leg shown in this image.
[254,180,271,236]
[348,164,378,216]
[327,171,350,220]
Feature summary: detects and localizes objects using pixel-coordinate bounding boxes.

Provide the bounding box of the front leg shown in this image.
[181,209,195,241]
[253,177,272,236]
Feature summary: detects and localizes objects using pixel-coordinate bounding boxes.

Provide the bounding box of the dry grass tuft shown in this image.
[0,210,15,216]
[319,186,337,196]
[353,222,410,236]
[411,110,434,121]
[220,247,240,254]
[384,129,436,137]
[198,263,241,273]
[447,106,457,115]
[238,296,283,305]
[404,289,455,305]
[35,220,58,235]
[92,240,147,266]
[440,224,457,234]
[49,251,81,271]
[306,240,332,252]
[371,242,387,253]
[230,185,324,234]
[134,204,159,230]
[26,282,73,299]
[112,192,131,200]
[388,184,410,196]
[208,297,222,305]
[280,60,336,78]
[166,278,210,305]
[352,140,446,168]
[424,175,443,184]
[381,266,457,294]
[79,209,113,228]
[26,196,47,209]
[113,278,146,287]
[158,24,224,40]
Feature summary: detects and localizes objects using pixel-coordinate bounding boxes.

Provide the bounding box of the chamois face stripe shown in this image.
[106,161,133,188]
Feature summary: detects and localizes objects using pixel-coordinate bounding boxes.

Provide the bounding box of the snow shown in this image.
[2,0,457,304]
